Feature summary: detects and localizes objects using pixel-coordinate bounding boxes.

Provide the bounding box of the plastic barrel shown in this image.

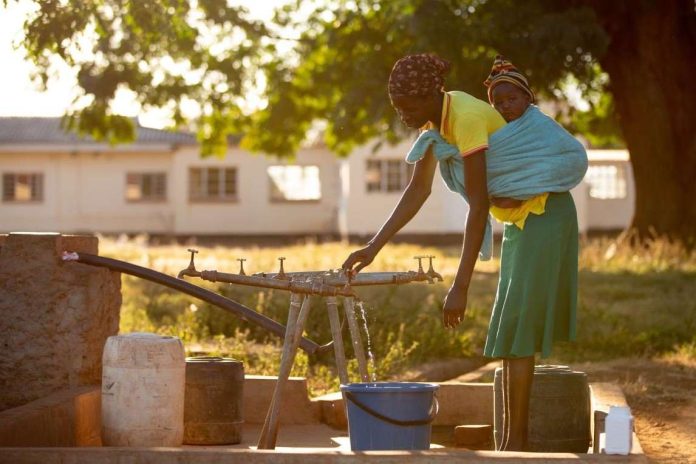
[493,365,591,452]
[101,333,185,446]
[340,382,439,451]
[184,357,245,445]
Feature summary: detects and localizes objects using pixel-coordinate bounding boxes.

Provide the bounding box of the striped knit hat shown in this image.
[484,55,535,103]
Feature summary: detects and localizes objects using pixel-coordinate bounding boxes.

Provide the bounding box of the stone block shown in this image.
[242,375,320,425]
[0,233,121,410]
[0,386,101,447]
[453,424,493,449]
[312,391,347,430]
[431,382,493,426]
[590,382,643,455]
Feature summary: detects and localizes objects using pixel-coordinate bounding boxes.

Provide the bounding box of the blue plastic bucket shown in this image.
[340,382,439,451]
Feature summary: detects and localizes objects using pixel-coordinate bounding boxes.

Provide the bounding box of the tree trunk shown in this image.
[587,0,696,242]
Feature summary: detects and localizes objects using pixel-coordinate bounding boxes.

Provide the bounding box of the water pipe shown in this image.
[178,250,443,291]
[62,251,331,355]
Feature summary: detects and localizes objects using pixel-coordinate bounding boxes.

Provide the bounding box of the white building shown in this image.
[0,117,634,240]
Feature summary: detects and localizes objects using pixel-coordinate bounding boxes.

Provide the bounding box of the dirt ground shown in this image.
[423,356,696,462]
[574,358,696,464]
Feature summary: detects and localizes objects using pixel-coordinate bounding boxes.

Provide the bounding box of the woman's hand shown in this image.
[490,196,523,208]
[342,243,379,277]
[442,284,467,328]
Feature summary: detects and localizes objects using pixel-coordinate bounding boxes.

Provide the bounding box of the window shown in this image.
[585,164,628,199]
[366,159,414,193]
[189,167,237,202]
[267,165,321,202]
[126,173,167,202]
[2,173,44,202]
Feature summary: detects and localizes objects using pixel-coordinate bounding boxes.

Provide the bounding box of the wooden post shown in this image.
[257,293,311,449]
[326,296,349,385]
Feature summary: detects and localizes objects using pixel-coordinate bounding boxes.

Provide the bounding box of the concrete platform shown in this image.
[0,445,649,463]
[0,377,647,463]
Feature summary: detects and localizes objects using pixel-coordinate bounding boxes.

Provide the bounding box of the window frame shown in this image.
[125,172,167,203]
[188,166,238,203]
[2,172,44,203]
[585,162,628,200]
[365,159,414,193]
[267,164,322,203]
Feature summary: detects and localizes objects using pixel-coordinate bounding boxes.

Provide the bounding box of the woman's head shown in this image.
[484,55,534,121]
[388,53,450,129]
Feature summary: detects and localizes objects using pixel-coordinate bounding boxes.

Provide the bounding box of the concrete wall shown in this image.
[0,147,341,236]
[0,150,176,233]
[586,158,635,231]
[171,147,341,235]
[0,144,633,237]
[343,139,472,237]
[0,233,121,411]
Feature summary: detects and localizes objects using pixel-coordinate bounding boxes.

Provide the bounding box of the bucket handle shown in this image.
[344,391,439,426]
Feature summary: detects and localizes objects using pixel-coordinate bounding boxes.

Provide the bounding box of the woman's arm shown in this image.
[442,148,489,328]
[342,148,438,274]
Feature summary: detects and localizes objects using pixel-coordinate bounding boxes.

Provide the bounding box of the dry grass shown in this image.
[102,233,696,394]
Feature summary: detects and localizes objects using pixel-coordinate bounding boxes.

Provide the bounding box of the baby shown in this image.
[485,55,535,124]
[484,56,549,227]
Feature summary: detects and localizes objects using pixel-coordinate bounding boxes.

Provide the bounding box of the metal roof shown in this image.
[0,117,197,147]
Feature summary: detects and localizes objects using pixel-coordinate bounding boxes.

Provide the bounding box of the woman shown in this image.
[342,53,504,333]
[342,53,582,452]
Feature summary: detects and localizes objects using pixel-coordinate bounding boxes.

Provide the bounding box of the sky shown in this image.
[0,0,279,128]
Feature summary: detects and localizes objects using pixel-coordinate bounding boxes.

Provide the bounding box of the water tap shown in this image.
[177,248,200,279]
[426,256,443,282]
[237,258,247,276]
[274,257,290,280]
[414,255,426,275]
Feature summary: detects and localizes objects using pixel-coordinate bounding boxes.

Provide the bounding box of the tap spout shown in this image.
[177,248,201,279]
[426,256,443,282]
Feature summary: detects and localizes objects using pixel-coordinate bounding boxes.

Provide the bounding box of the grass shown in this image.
[101,233,696,395]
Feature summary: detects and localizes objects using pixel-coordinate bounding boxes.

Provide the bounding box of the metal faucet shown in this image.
[177,249,201,279]
[414,256,426,275]
[274,257,289,280]
[413,256,433,283]
[426,256,443,282]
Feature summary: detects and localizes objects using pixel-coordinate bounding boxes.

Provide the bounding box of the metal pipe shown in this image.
[195,269,356,296]
[255,270,435,286]
[62,251,329,355]
[177,251,442,289]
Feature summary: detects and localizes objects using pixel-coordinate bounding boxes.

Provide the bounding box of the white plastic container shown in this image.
[101,333,185,446]
[604,405,633,455]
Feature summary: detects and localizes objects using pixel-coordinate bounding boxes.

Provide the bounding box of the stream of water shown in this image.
[355,299,377,383]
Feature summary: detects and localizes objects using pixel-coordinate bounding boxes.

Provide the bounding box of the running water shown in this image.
[355,299,377,383]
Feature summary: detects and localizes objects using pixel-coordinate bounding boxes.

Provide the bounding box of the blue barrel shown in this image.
[340,382,439,451]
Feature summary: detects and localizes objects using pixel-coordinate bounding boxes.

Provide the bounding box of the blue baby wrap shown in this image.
[406,105,588,261]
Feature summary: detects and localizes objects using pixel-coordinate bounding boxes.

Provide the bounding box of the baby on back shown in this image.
[484,56,564,229]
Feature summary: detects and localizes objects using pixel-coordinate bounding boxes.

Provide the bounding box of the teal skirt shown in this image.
[483,192,578,359]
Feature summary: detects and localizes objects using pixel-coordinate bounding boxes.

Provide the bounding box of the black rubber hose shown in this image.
[68,252,328,355]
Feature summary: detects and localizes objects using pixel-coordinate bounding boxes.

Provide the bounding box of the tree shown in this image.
[578,0,696,242]
[247,0,695,242]
[10,0,270,156]
[11,0,696,241]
